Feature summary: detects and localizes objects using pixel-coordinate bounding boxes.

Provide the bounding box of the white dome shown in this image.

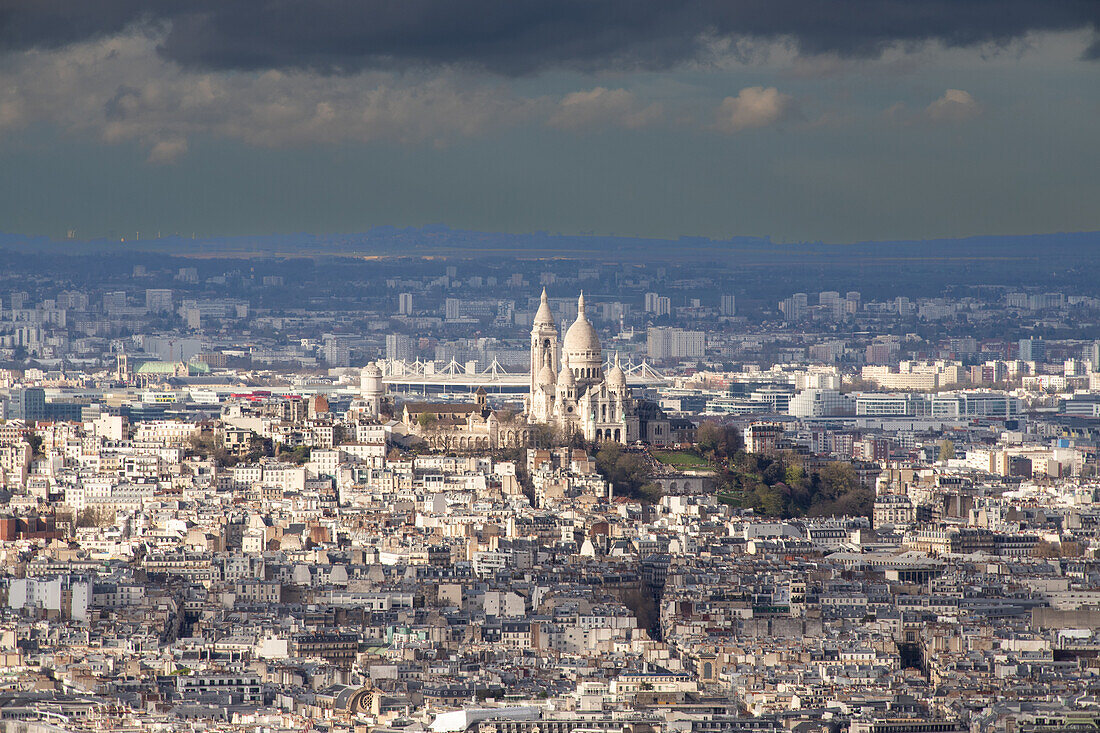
[563,319,600,353]
[361,362,382,376]
[558,353,576,386]
[537,363,556,387]
[562,293,601,354]
[607,357,626,390]
[533,288,555,326]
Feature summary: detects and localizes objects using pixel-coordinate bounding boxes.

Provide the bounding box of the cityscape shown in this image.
[0,239,1097,730]
[2,2,1100,732]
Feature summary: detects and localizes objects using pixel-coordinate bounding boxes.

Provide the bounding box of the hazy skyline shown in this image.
[1,2,1098,243]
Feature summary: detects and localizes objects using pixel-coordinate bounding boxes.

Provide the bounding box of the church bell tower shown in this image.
[530,288,559,394]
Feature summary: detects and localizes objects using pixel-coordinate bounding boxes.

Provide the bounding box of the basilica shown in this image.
[526,290,673,445]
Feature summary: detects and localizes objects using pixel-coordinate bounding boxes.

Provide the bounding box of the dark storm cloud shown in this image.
[0,1,166,50]
[2,1,1098,74]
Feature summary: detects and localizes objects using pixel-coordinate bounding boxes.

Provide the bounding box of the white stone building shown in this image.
[526,290,672,445]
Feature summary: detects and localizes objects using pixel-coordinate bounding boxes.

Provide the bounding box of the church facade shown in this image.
[525,291,674,445]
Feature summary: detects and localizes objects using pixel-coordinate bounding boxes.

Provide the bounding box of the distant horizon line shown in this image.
[2,226,1098,249]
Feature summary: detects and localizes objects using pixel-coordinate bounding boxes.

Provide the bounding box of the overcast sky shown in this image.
[0,1,1097,243]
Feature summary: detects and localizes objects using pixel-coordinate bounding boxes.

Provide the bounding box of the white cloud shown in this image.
[146,138,188,164]
[0,34,690,163]
[714,86,792,132]
[547,87,663,131]
[881,101,909,121]
[0,34,542,161]
[925,88,982,122]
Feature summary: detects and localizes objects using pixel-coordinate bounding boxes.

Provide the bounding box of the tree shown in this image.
[809,462,873,517]
[281,445,311,465]
[696,421,743,459]
[417,412,437,428]
[742,484,785,517]
[697,422,722,455]
[526,422,580,449]
[595,444,654,501]
[76,508,110,528]
[637,483,664,504]
[528,423,556,449]
[761,461,785,486]
[717,453,871,519]
[186,432,218,458]
[818,462,860,499]
[841,377,877,394]
[27,433,44,459]
[1033,540,1062,558]
[245,437,274,463]
[938,439,955,461]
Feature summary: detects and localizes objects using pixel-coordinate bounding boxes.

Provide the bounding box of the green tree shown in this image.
[817,462,859,499]
[282,445,311,465]
[810,462,873,517]
[718,455,872,519]
[637,483,664,504]
[595,444,654,501]
[245,437,275,463]
[761,460,785,486]
[27,433,44,459]
[744,485,786,517]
